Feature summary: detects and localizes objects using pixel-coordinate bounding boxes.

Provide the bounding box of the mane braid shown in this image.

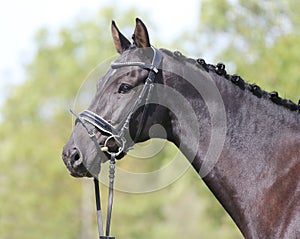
[162,49,300,113]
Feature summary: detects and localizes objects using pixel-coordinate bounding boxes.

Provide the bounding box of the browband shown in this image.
[111,46,162,76]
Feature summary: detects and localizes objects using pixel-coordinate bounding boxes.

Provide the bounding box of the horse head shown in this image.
[62,19,171,177]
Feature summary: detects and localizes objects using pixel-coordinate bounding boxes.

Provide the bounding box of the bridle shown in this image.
[71,46,163,156]
[70,46,163,238]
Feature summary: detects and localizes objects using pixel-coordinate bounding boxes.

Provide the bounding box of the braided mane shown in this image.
[162,49,300,113]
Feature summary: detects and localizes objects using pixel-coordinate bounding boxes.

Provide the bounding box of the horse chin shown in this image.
[63,156,94,178]
[70,166,93,178]
[65,153,99,178]
[77,151,126,177]
[71,151,125,178]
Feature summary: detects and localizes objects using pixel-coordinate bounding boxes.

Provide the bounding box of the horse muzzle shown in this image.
[62,146,93,177]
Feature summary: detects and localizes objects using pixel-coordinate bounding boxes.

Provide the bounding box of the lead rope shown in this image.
[94,153,116,239]
[94,177,104,237]
[105,153,116,237]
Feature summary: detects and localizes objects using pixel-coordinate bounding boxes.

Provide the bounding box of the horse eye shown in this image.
[118,83,133,94]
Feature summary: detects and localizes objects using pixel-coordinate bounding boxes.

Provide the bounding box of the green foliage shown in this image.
[235,34,300,102]
[198,0,300,102]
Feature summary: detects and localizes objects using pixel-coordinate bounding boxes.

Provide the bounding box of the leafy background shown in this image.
[1,1,299,238]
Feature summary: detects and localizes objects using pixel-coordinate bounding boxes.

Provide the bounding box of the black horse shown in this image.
[62,19,300,238]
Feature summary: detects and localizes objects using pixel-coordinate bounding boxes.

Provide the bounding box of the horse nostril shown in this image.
[70,148,83,167]
[74,152,80,161]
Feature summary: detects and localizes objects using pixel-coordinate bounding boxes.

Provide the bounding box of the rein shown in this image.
[93,153,116,239]
[70,46,163,238]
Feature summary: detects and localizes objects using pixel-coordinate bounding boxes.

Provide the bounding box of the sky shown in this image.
[0,0,199,95]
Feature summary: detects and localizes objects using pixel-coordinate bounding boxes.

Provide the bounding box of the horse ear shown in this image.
[111,20,131,54]
[132,18,150,48]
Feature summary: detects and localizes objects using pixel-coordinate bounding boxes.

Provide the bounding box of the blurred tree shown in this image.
[196,0,300,101]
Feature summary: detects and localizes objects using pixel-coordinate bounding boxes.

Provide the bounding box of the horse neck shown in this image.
[162,55,300,238]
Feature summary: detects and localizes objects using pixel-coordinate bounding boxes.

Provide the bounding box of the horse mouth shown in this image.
[62,134,126,178]
[70,162,93,178]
